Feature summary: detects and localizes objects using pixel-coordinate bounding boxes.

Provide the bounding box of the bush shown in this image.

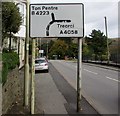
[2,52,19,85]
[2,62,8,84]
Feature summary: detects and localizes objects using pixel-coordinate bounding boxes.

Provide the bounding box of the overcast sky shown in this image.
[29,0,119,38]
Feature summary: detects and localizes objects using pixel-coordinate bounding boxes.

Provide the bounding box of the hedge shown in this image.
[2,52,19,85]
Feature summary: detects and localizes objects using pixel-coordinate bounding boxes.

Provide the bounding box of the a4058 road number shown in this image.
[60,30,78,34]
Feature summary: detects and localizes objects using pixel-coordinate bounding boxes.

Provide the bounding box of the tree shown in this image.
[82,43,93,61]
[58,37,77,58]
[66,43,78,58]
[58,37,73,45]
[85,29,107,61]
[109,39,120,63]
[49,40,68,59]
[40,43,48,56]
[2,2,22,51]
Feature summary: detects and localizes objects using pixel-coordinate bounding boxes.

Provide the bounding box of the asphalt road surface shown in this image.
[50,60,119,114]
[35,62,99,114]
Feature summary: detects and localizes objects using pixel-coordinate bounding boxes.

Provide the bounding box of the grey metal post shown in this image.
[31,38,35,114]
[24,0,30,106]
[77,38,82,112]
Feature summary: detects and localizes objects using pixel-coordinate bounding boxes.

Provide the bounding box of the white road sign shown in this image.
[39,50,44,53]
[30,3,84,38]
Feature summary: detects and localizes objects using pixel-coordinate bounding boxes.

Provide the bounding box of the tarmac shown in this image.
[35,71,68,114]
[5,63,101,115]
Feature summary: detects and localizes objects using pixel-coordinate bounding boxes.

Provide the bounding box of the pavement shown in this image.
[35,71,68,114]
[4,63,101,115]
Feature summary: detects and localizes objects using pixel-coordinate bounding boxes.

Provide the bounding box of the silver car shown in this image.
[35,58,49,72]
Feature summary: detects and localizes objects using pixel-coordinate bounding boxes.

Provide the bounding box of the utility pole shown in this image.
[104,16,110,64]
[24,0,30,106]
[77,38,82,112]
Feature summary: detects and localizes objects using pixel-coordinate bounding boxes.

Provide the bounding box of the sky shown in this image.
[29,0,119,38]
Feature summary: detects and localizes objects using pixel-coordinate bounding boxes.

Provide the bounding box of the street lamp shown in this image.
[13,0,30,107]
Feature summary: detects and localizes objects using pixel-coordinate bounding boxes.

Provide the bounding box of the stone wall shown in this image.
[2,67,22,114]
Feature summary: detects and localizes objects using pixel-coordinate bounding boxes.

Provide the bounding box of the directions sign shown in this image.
[30,3,84,38]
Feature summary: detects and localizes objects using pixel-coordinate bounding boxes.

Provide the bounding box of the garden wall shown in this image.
[2,67,22,114]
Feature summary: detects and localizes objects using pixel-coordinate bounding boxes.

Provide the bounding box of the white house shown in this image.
[14,2,26,69]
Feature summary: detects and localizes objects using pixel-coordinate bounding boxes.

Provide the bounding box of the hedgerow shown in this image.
[2,52,19,85]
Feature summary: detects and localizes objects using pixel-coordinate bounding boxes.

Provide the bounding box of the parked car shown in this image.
[35,58,49,72]
[37,57,48,62]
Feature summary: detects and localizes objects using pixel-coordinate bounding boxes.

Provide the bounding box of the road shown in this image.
[35,61,99,114]
[50,60,119,114]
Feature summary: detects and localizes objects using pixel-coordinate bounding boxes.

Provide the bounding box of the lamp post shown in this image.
[15,0,30,106]
[11,0,30,110]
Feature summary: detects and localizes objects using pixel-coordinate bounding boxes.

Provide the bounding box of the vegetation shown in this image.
[40,38,77,59]
[46,29,108,61]
[2,2,22,84]
[85,29,107,61]
[38,29,118,64]
[49,39,68,59]
[82,43,93,61]
[2,2,22,51]
[83,30,119,64]
[58,38,77,58]
[109,38,120,63]
[2,52,19,85]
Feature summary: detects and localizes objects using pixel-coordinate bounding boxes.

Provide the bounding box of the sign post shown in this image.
[29,3,84,113]
[31,38,35,114]
[77,38,82,112]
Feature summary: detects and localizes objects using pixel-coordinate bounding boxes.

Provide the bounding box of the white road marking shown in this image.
[106,76,120,83]
[83,69,98,75]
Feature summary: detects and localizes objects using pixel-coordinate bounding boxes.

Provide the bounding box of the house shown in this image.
[15,1,26,68]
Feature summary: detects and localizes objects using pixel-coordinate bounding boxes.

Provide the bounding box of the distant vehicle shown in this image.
[35,57,49,72]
